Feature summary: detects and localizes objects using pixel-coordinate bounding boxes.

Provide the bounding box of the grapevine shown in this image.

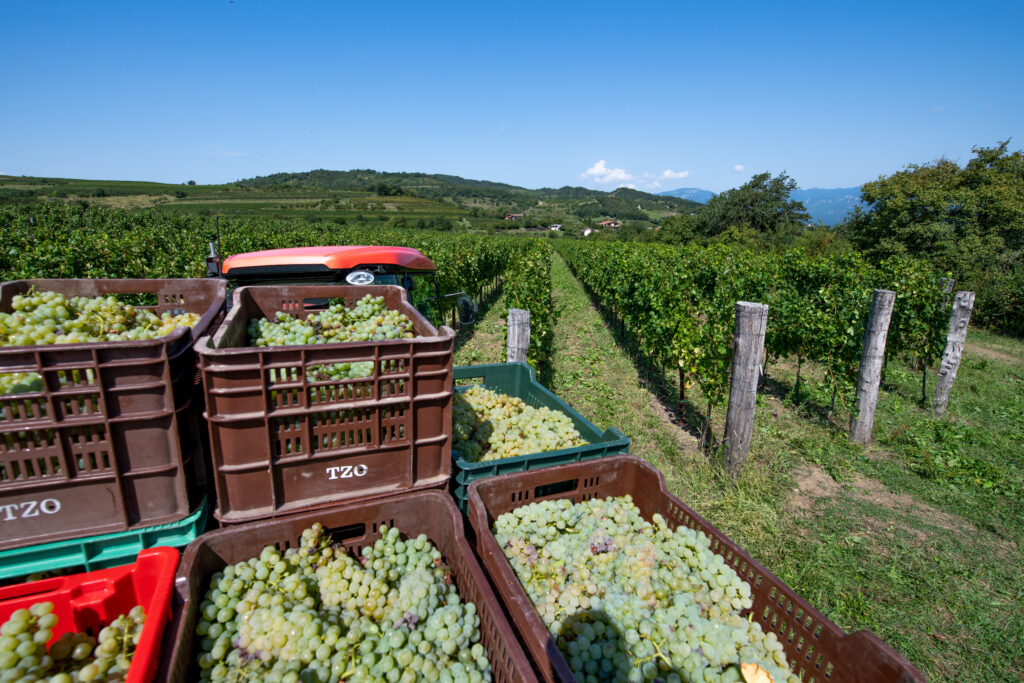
[0,203,556,375]
[557,241,948,433]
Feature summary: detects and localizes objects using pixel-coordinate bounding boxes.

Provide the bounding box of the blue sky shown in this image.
[1,1,1020,193]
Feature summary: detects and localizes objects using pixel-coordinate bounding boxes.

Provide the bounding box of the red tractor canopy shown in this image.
[221,246,436,282]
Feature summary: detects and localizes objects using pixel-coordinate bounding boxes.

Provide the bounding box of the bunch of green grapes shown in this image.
[247,295,417,348]
[0,373,44,397]
[453,387,587,462]
[1,289,199,398]
[306,361,377,383]
[1,290,199,347]
[248,295,419,384]
[494,496,797,683]
[0,601,146,682]
[195,523,492,682]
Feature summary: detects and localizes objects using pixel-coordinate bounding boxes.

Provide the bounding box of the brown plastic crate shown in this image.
[160,489,538,682]
[195,284,455,524]
[0,278,225,551]
[467,455,927,683]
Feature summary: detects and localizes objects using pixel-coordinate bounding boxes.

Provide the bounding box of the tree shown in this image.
[846,141,1024,259]
[845,140,1024,333]
[696,172,810,238]
[187,180,196,186]
[650,214,698,244]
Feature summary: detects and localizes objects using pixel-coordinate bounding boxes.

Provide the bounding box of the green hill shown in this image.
[0,170,701,232]
[240,169,697,205]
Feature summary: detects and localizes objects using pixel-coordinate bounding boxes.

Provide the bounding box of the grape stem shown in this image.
[633,634,672,668]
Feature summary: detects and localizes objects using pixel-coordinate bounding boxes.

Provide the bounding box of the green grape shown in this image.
[1,289,201,397]
[494,496,800,683]
[453,386,587,462]
[195,522,492,682]
[0,602,144,682]
[246,295,421,391]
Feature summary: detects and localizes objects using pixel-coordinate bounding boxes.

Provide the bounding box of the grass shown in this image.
[503,251,1024,682]
[454,282,508,367]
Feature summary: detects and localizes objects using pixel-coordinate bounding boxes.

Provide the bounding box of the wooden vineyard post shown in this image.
[678,367,686,413]
[933,291,975,416]
[850,289,896,445]
[724,302,768,476]
[507,308,530,364]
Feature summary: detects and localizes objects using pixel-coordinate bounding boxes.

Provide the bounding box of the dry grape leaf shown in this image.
[741,662,774,683]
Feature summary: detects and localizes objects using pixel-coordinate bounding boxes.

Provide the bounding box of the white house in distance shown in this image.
[582,227,595,237]
[549,224,561,231]
[598,219,621,228]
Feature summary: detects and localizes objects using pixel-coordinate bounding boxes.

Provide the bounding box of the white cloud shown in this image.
[733,164,745,172]
[660,169,689,180]
[582,160,632,184]
[647,180,662,189]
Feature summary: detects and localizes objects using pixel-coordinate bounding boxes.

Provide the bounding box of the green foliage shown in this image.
[557,242,948,425]
[789,227,853,256]
[0,203,554,367]
[696,172,810,238]
[894,419,1021,496]
[502,241,553,372]
[647,214,697,244]
[845,141,1024,334]
[236,170,698,223]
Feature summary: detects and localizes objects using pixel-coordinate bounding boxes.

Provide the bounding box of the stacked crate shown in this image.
[194,284,456,523]
[161,490,536,682]
[160,288,536,680]
[0,279,223,577]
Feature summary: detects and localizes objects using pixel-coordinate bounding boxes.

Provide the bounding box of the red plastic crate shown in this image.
[0,279,225,550]
[160,490,537,682]
[195,284,455,523]
[0,546,179,683]
[467,456,926,683]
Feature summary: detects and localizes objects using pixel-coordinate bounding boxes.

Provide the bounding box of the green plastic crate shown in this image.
[0,497,209,581]
[452,363,629,511]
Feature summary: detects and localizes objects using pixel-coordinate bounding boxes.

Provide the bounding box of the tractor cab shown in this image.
[209,245,471,327]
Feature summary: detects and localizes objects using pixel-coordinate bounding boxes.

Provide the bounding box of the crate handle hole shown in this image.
[534,479,578,499]
[325,522,367,543]
[302,298,331,310]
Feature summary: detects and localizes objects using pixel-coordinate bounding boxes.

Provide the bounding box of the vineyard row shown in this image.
[556,241,950,423]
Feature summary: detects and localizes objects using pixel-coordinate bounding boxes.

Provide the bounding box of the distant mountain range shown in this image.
[660,186,865,226]
[657,187,718,204]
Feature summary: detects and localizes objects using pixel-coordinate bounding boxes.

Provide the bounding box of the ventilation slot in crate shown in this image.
[312,409,373,452]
